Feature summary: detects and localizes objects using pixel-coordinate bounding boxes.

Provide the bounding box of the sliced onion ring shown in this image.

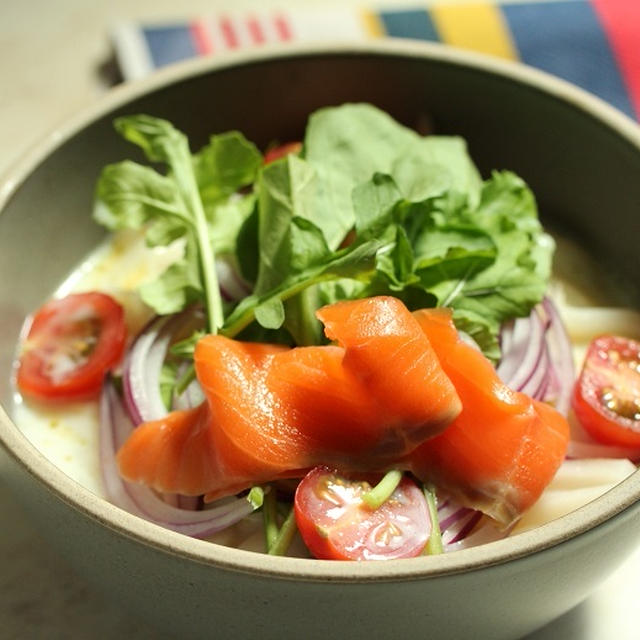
[122,252,248,425]
[497,307,548,394]
[122,310,204,425]
[497,298,575,416]
[540,297,575,416]
[100,379,254,537]
[436,494,508,551]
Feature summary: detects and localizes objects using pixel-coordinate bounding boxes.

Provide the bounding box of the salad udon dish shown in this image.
[11,103,640,561]
[3,43,640,640]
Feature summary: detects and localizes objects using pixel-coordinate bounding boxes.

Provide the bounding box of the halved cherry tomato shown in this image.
[572,335,640,447]
[294,466,430,560]
[263,141,302,165]
[16,292,126,402]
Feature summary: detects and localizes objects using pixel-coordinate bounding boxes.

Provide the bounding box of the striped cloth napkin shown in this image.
[112,1,640,120]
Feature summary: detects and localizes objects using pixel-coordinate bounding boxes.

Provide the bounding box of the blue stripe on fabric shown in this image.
[379,10,439,41]
[502,1,634,118]
[143,26,197,69]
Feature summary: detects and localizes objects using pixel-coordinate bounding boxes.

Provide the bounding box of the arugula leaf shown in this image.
[406,171,553,358]
[195,132,261,258]
[253,154,329,295]
[391,137,482,206]
[352,172,402,240]
[223,160,409,341]
[221,230,390,338]
[94,116,261,332]
[325,166,551,359]
[255,297,286,330]
[206,192,256,256]
[194,130,261,205]
[254,156,332,343]
[95,106,554,363]
[302,104,483,248]
[247,486,265,510]
[303,104,419,249]
[94,161,184,229]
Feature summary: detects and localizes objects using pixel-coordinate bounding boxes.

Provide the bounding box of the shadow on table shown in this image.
[524,602,590,640]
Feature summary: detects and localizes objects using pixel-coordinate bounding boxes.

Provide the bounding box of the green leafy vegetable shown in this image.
[95,104,553,361]
[158,362,179,410]
[94,115,261,331]
[302,103,482,246]
[247,486,265,510]
[221,229,390,338]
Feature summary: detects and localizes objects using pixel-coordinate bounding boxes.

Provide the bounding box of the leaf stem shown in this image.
[175,363,196,396]
[262,485,279,551]
[268,505,298,556]
[423,484,443,555]
[222,273,335,338]
[361,470,403,510]
[172,143,224,333]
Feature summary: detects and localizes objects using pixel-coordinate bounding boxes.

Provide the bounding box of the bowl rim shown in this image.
[2,39,640,582]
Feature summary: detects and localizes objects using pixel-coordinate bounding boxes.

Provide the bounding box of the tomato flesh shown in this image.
[16,292,126,401]
[294,466,430,560]
[572,335,640,447]
[263,142,302,165]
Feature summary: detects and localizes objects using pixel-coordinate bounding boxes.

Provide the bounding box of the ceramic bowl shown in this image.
[1,41,640,640]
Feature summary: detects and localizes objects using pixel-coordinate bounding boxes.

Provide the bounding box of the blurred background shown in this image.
[2,0,638,176]
[1,0,639,638]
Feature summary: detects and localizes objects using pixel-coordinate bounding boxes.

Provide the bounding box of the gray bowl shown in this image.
[1,41,640,640]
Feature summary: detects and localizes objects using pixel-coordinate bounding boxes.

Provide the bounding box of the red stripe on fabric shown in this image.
[592,0,640,119]
[247,15,265,44]
[273,13,292,41]
[190,20,213,55]
[220,16,239,49]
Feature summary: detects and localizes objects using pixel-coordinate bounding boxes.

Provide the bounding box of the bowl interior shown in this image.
[1,43,640,579]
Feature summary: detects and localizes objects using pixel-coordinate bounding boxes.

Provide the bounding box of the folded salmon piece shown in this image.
[117,296,462,499]
[407,309,570,526]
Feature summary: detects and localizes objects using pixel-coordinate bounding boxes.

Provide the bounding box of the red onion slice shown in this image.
[519,341,551,399]
[446,510,483,545]
[540,297,575,416]
[497,298,575,416]
[122,314,177,424]
[123,311,204,425]
[497,307,548,392]
[435,494,508,551]
[497,313,538,383]
[446,518,509,551]
[100,380,254,537]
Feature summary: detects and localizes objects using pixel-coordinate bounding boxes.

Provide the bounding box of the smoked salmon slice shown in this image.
[117,297,462,500]
[408,309,570,526]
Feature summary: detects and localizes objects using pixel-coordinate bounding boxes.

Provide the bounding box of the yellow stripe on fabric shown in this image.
[360,9,385,38]
[430,3,518,61]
